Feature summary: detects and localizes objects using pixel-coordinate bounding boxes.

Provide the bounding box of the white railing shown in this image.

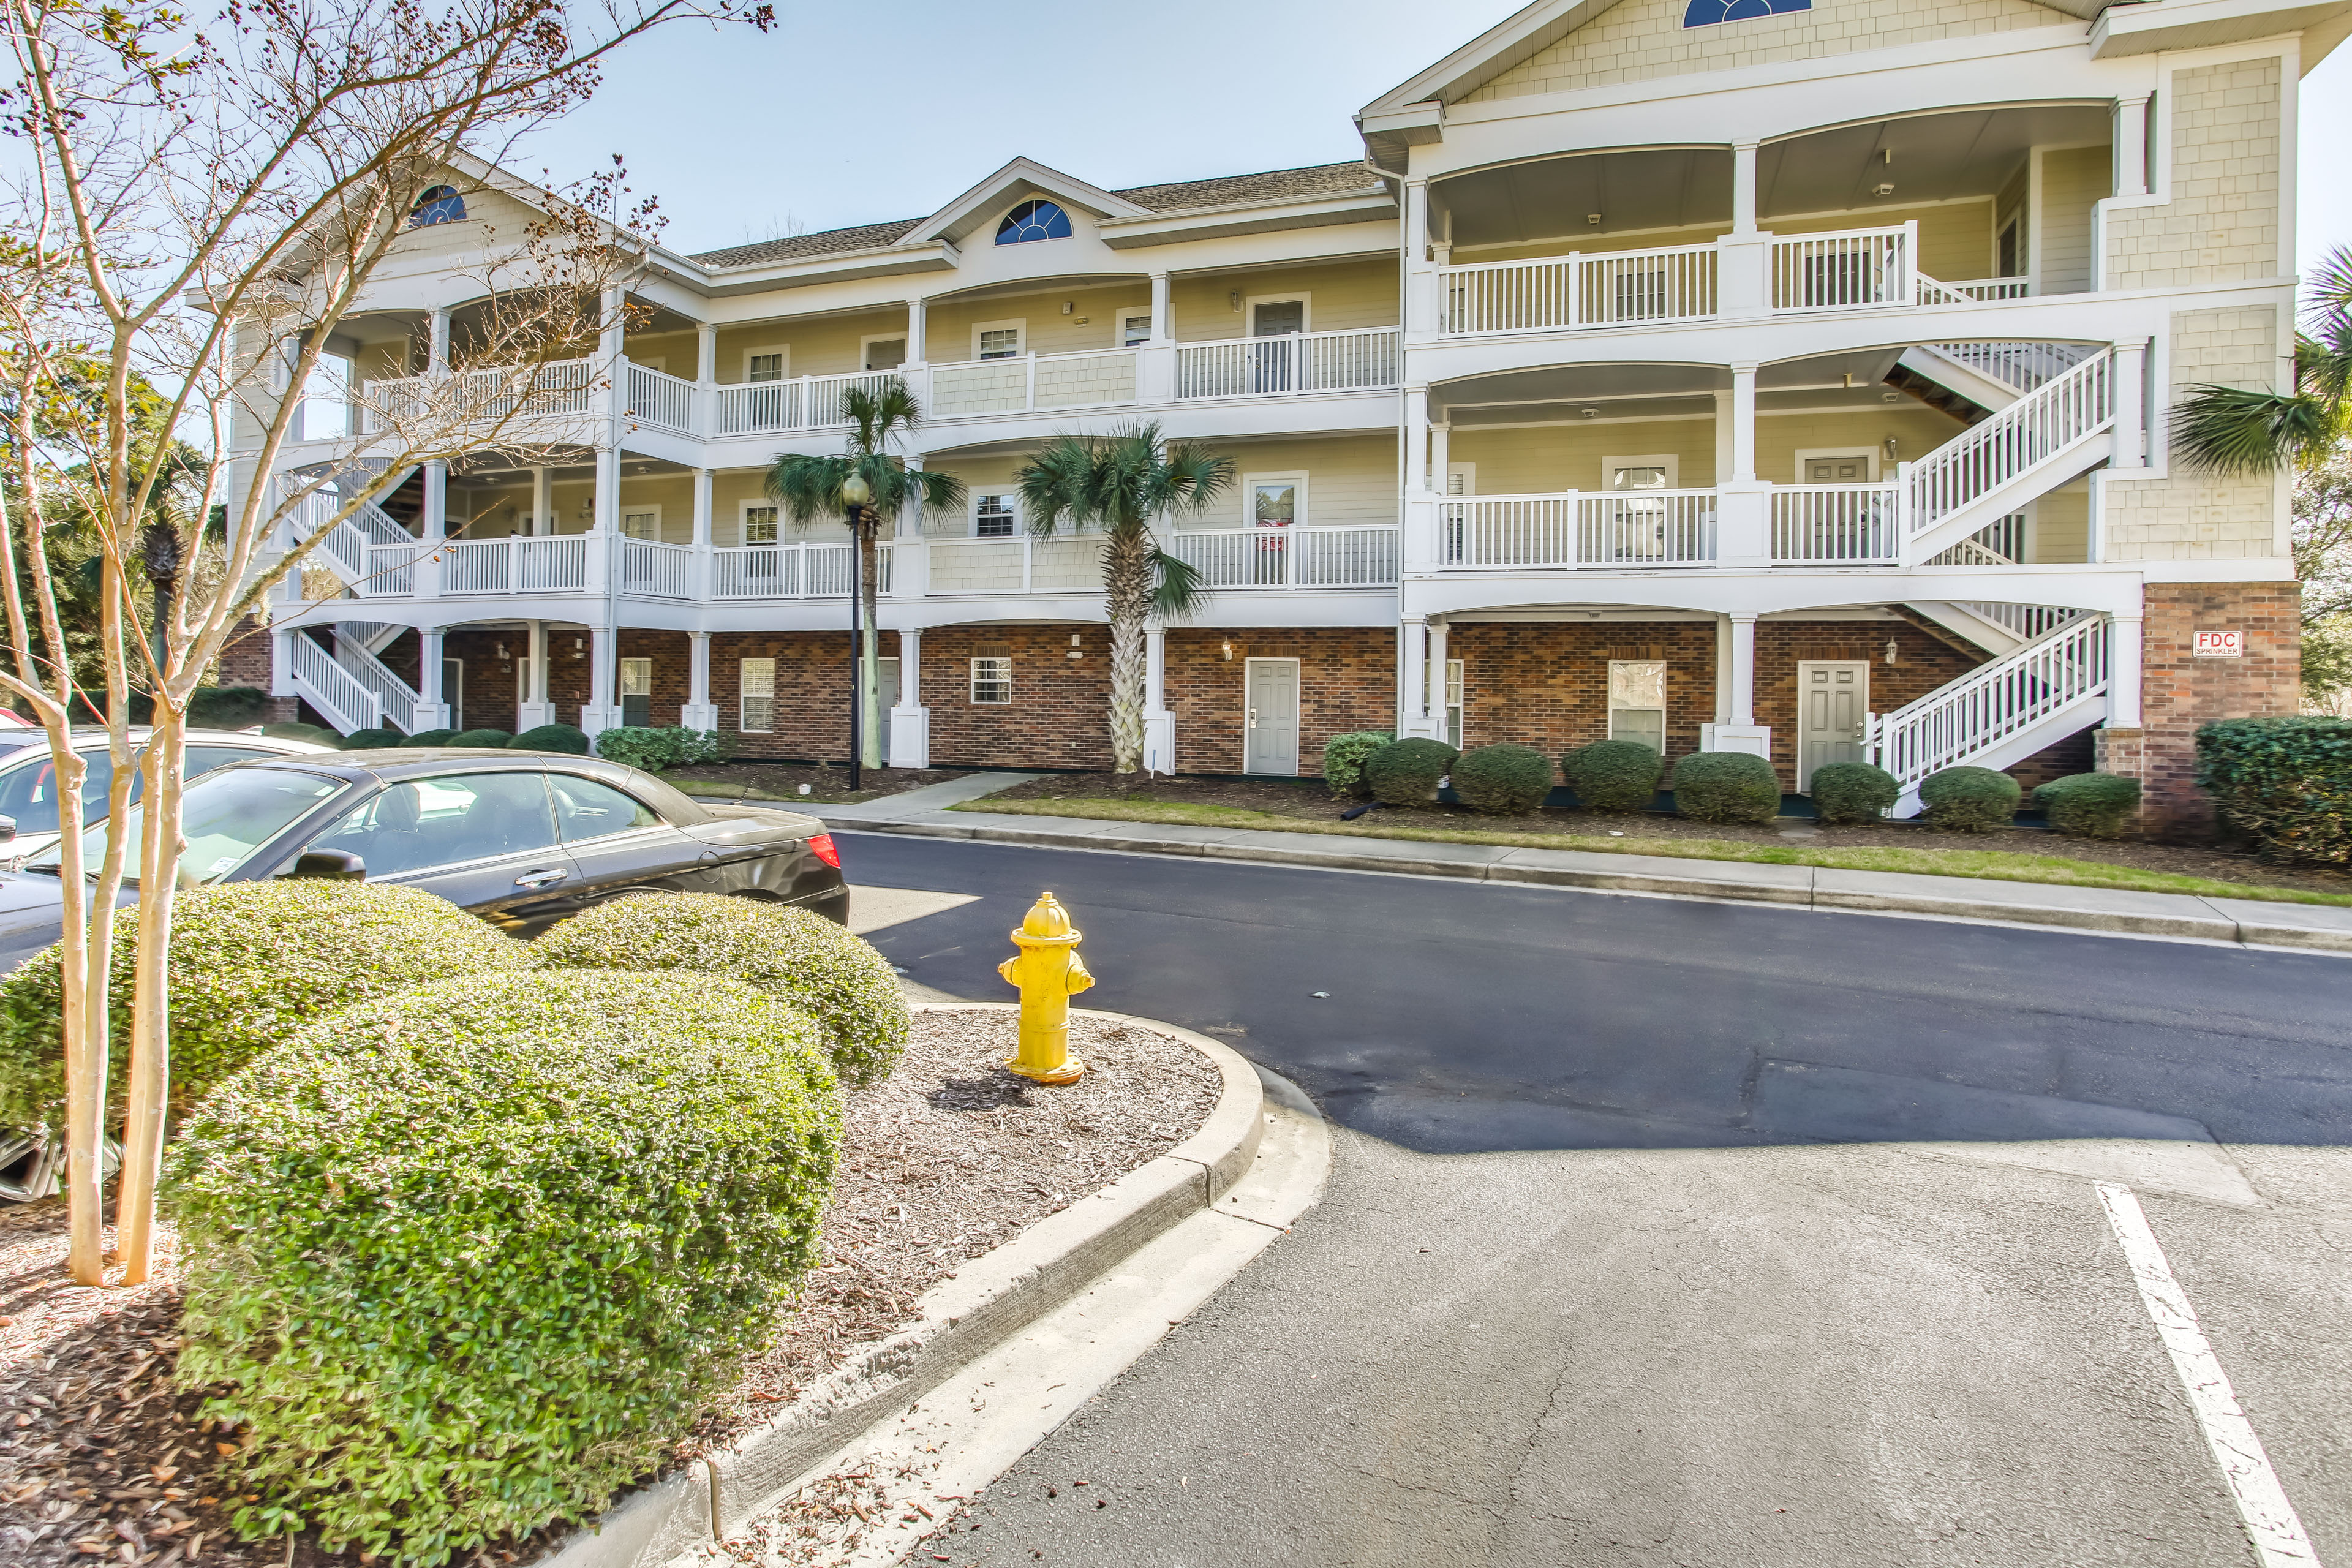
[359,358,597,432]
[331,636,421,733]
[1917,276,2033,305]
[1441,492,1717,569]
[277,488,420,595]
[931,349,1140,418]
[1928,341,2096,396]
[1953,601,2089,643]
[1871,614,2109,788]
[620,538,695,598]
[626,364,697,433]
[1174,327,1400,399]
[288,634,379,732]
[441,535,592,595]
[1440,246,1718,334]
[925,535,1104,596]
[709,542,886,600]
[714,371,900,437]
[1165,527,1399,589]
[1771,225,1913,312]
[1770,484,1902,564]
[1907,347,2114,541]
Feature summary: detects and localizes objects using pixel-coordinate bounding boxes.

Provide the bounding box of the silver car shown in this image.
[0,728,336,867]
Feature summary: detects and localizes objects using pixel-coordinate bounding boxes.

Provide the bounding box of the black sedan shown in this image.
[0,748,848,973]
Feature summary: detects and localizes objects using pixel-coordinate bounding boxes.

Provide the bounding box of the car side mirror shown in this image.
[0,815,15,845]
[284,848,364,881]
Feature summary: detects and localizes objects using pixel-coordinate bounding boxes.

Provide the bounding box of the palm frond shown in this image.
[2297,325,2352,420]
[2305,244,2352,322]
[1014,435,1112,536]
[764,451,852,525]
[840,379,920,459]
[2173,384,2336,475]
[1149,545,1205,620]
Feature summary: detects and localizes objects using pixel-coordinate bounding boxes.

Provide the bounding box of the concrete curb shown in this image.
[534,1005,1266,1568]
[824,812,2352,955]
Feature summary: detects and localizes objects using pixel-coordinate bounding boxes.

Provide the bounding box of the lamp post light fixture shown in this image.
[841,470,873,791]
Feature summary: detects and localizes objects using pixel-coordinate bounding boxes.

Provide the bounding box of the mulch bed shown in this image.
[0,1009,1221,1568]
[668,762,970,805]
[990,771,2352,897]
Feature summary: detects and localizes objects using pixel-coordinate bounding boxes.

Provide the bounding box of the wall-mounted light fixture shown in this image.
[1069,633,1082,646]
[1842,372,1855,388]
[1883,436,1901,461]
[1580,407,1600,418]
[1885,638,1900,666]
[1229,290,1243,311]
[1221,639,1235,660]
[1060,301,1074,315]
[494,642,510,660]
[1872,183,1896,198]
[1586,213,1602,226]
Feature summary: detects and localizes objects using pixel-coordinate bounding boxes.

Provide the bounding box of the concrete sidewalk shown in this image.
[764,772,2352,955]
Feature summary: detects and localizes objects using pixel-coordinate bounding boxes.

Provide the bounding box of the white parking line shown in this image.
[2097,1183,2321,1566]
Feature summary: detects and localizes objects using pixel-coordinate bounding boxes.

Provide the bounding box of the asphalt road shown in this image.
[842,831,2352,1567]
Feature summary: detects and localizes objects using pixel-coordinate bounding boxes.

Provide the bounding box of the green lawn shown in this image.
[952,795,2352,908]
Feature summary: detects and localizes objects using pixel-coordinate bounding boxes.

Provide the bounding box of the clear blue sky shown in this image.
[516,0,2349,274]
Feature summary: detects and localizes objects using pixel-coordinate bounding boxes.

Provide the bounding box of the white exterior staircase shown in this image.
[279,484,424,598]
[1901,346,2116,564]
[1867,612,2110,817]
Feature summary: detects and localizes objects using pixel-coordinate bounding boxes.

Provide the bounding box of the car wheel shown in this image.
[0,1128,123,1203]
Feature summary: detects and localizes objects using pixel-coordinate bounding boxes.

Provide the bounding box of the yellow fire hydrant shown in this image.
[998,891,1093,1084]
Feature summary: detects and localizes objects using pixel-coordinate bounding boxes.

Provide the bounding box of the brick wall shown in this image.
[921,626,1112,771]
[2114,581,2303,839]
[710,630,884,763]
[1752,619,1983,789]
[1446,621,1719,765]
[1166,627,1395,776]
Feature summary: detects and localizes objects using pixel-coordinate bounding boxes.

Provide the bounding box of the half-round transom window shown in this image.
[1683,0,1807,24]
[995,199,1072,245]
[410,185,467,225]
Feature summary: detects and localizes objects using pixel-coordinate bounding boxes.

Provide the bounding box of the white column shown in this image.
[888,627,929,769]
[270,627,296,699]
[1713,390,1735,484]
[1142,625,1174,775]
[2109,612,2144,727]
[421,459,447,542]
[1148,272,1172,342]
[581,624,620,739]
[427,308,451,373]
[1700,612,1771,757]
[413,627,452,731]
[529,465,551,535]
[1729,612,1757,726]
[598,285,624,366]
[691,467,714,546]
[1430,424,1451,493]
[1719,145,1770,318]
[517,617,555,730]
[682,629,718,731]
[1730,363,1758,481]
[1404,179,1436,337]
[2115,94,2151,198]
[593,445,619,535]
[1403,385,1431,495]
[1398,614,1432,738]
[1716,364,1771,567]
[1713,615,1734,723]
[2113,337,2150,469]
[1425,620,1450,733]
[696,324,718,385]
[1731,141,1760,235]
[905,298,927,366]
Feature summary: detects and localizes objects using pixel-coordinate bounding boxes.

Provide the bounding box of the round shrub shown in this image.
[447,727,513,748]
[339,726,406,750]
[1670,750,1782,825]
[2035,772,2142,839]
[1450,744,1553,816]
[405,728,458,747]
[1321,730,1395,798]
[0,881,528,1131]
[260,720,341,747]
[1564,740,1664,814]
[510,722,591,755]
[533,892,909,1086]
[1363,737,1459,806]
[1808,761,1900,824]
[2195,716,2352,863]
[592,725,724,772]
[167,970,841,1564]
[1919,765,2022,832]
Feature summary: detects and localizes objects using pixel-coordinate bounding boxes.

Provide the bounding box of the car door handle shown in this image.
[514,868,568,889]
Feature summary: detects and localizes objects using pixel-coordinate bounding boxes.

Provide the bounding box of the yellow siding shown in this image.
[926,283,1153,364]
[2037,146,2107,296]
[1186,437,1398,529]
[1762,406,1960,483]
[714,308,909,383]
[1169,260,1397,343]
[2032,478,2089,563]
[1452,420,1715,492]
[1773,202,1992,282]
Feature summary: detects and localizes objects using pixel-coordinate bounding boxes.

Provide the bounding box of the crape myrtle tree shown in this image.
[1014,422,1231,775]
[0,0,772,1288]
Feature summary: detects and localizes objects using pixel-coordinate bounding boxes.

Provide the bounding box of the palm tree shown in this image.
[2174,244,2352,473]
[766,381,961,771]
[1016,422,1232,776]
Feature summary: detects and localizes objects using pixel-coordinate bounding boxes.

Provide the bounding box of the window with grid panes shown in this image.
[747,353,785,383]
[978,328,1021,360]
[970,643,1012,704]
[974,495,1017,537]
[1607,660,1667,752]
[739,657,775,731]
[744,506,780,545]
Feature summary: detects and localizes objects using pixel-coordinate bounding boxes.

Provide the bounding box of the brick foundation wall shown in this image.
[1752,620,1983,790]
[709,630,912,763]
[921,626,1112,770]
[216,617,272,691]
[2116,581,2303,839]
[1166,627,1395,777]
[1446,621,1719,764]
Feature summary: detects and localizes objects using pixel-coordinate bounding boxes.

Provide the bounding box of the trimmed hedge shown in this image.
[448,728,514,749]
[1670,750,1781,825]
[1918,765,2021,832]
[1450,744,1553,816]
[1808,761,1900,824]
[405,728,458,748]
[533,892,909,1086]
[1321,731,1395,798]
[168,970,841,1564]
[2196,716,2352,863]
[1564,740,1664,813]
[0,882,526,1129]
[188,685,268,729]
[2035,772,2143,839]
[260,721,341,748]
[1363,737,1458,805]
[339,727,406,750]
[510,723,592,755]
[592,725,726,772]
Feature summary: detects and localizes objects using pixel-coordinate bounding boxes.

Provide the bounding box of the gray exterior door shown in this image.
[1245,658,1300,775]
[1798,661,1870,791]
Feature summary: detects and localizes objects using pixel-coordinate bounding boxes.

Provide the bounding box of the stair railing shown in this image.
[1869,613,2109,788]
[1906,348,2114,543]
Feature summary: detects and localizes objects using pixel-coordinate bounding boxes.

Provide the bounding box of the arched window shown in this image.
[410,185,468,226]
[995,199,1072,246]
[1683,0,1807,24]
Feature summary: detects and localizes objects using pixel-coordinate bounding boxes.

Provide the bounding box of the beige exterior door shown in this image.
[1244,658,1299,775]
[1804,454,1872,483]
[1798,661,1870,791]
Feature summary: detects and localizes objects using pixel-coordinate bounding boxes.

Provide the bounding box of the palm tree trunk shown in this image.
[1103,525,1152,775]
[859,519,883,771]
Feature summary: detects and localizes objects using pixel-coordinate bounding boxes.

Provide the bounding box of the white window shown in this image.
[1115,308,1153,348]
[745,349,787,383]
[620,508,661,541]
[619,657,653,726]
[1246,295,1310,336]
[1444,658,1464,748]
[974,320,1025,360]
[1608,660,1667,753]
[1446,464,1476,498]
[862,334,907,371]
[1246,473,1305,529]
[973,494,1018,537]
[1604,454,1678,490]
[739,657,775,731]
[970,653,1012,704]
[742,504,780,546]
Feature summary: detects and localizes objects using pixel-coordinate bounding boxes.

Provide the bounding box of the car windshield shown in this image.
[28,765,348,886]
[0,745,138,837]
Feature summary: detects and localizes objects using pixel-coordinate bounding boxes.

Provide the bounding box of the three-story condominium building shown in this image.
[231,0,2336,832]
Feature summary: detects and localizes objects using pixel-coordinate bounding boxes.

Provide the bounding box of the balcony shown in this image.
[1437,484,1904,570]
[1166,526,1401,589]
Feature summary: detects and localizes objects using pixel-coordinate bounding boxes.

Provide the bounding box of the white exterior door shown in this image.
[1244,658,1299,775]
[1798,661,1870,791]
[876,656,899,759]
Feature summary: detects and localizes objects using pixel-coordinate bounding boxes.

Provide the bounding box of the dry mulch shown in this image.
[992,771,2352,898]
[669,762,970,806]
[0,1009,1219,1568]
